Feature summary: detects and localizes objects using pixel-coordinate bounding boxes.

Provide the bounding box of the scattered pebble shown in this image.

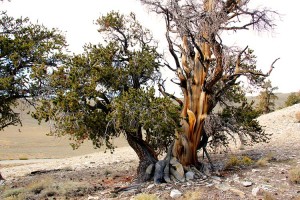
[242,181,253,187]
[147,184,155,189]
[170,189,182,198]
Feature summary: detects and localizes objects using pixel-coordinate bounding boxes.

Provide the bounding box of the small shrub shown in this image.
[225,156,240,169]
[285,92,300,107]
[181,190,203,200]
[241,156,254,165]
[295,111,300,123]
[225,156,254,169]
[18,157,28,160]
[289,167,300,184]
[134,193,159,200]
[255,153,275,167]
[256,157,269,167]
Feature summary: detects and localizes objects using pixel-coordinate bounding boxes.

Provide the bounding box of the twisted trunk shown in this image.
[172,0,216,168]
[126,132,158,183]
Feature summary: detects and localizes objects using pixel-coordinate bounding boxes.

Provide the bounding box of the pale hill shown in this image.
[256,103,300,142]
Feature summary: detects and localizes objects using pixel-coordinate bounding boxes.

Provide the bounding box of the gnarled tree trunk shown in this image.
[172,1,215,168]
[126,131,158,183]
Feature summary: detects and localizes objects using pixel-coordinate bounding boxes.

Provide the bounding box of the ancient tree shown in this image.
[34,1,279,184]
[33,12,180,183]
[140,0,279,175]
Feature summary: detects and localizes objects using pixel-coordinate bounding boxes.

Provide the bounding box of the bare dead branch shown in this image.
[158,82,183,107]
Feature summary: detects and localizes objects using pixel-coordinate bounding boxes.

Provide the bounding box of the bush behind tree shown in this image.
[285,92,300,107]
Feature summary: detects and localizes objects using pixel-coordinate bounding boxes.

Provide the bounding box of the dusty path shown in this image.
[1,146,137,180]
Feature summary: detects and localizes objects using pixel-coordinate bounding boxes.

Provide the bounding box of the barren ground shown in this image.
[0,104,300,200]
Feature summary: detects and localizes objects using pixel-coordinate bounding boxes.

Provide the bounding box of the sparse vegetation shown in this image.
[2,188,25,199]
[134,193,159,200]
[27,178,52,194]
[256,157,270,167]
[285,92,300,107]
[255,154,274,167]
[180,190,203,200]
[0,176,93,199]
[18,157,28,160]
[225,156,254,169]
[288,167,300,184]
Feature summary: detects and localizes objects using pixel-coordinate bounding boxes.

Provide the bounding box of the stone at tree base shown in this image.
[170,168,185,182]
[154,160,166,184]
[170,189,182,198]
[170,157,178,165]
[146,164,154,175]
[185,171,195,180]
[170,163,185,180]
[147,184,155,189]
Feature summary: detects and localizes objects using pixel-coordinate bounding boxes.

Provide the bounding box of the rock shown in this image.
[242,181,253,187]
[170,189,182,198]
[170,157,179,165]
[215,183,231,191]
[232,174,240,182]
[146,164,154,175]
[154,160,166,184]
[211,176,222,182]
[87,195,99,200]
[170,161,185,182]
[0,180,5,186]
[252,187,264,196]
[170,168,185,182]
[147,184,155,189]
[185,171,195,180]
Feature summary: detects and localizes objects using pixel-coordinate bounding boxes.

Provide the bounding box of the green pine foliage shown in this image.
[256,80,278,114]
[0,11,66,130]
[33,12,180,153]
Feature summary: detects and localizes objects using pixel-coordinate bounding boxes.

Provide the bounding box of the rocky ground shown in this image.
[0,104,300,200]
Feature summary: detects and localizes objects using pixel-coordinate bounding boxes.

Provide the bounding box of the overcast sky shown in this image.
[1,0,299,94]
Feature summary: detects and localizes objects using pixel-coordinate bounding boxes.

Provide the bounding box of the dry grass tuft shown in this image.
[288,167,300,184]
[295,111,300,122]
[263,191,275,200]
[18,157,28,160]
[134,193,159,200]
[255,153,275,167]
[225,156,254,169]
[256,157,269,167]
[27,177,53,194]
[2,188,26,199]
[180,190,203,200]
